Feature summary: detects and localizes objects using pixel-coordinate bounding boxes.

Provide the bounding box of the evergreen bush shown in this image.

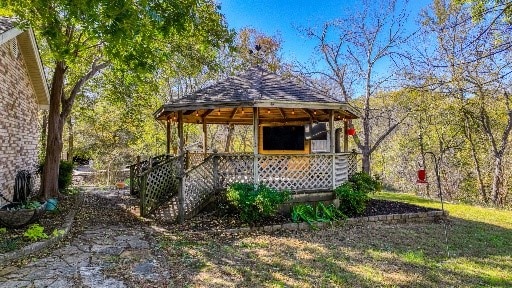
[226,182,291,223]
[335,172,382,217]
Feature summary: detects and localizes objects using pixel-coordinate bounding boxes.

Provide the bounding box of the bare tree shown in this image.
[419,0,512,205]
[300,0,414,173]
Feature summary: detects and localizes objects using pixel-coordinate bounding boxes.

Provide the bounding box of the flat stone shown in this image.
[90,245,124,255]
[34,278,74,288]
[263,225,273,232]
[0,280,32,288]
[62,253,91,268]
[282,223,298,230]
[272,224,282,231]
[368,216,378,222]
[0,266,17,277]
[79,266,126,288]
[298,222,309,230]
[127,239,149,249]
[133,261,156,275]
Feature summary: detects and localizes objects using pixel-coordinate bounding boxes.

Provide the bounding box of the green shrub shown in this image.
[292,203,345,224]
[58,161,74,191]
[23,224,49,242]
[349,172,382,194]
[335,172,383,217]
[38,160,74,191]
[226,183,291,223]
[335,182,369,216]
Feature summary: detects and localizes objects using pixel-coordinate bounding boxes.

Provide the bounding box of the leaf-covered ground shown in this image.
[142,192,512,287]
[2,190,511,287]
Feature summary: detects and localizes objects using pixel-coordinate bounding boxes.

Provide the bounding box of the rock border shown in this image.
[0,193,83,263]
[219,210,449,234]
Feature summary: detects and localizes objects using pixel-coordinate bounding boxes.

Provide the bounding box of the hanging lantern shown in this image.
[347,127,356,135]
[417,169,427,183]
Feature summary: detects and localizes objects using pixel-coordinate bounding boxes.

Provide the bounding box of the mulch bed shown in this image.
[0,195,76,254]
[160,199,439,233]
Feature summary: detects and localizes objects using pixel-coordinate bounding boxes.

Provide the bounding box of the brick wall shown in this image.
[0,38,41,205]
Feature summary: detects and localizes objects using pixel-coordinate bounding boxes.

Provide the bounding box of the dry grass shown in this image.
[149,192,512,287]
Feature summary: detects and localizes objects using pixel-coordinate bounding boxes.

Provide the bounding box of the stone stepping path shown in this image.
[0,190,169,287]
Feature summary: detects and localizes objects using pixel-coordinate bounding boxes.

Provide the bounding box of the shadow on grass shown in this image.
[100,189,512,287]
[148,217,512,287]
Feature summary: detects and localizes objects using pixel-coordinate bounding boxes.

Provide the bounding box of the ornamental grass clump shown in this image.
[226,182,291,223]
[335,172,382,217]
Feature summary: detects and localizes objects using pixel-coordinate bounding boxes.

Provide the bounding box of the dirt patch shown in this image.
[363,199,434,216]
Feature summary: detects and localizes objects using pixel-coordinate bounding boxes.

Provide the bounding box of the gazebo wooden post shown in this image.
[202,119,208,156]
[329,110,336,190]
[177,111,185,224]
[343,120,349,152]
[166,118,171,155]
[252,107,259,186]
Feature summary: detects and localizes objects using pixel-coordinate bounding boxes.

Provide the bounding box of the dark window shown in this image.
[263,126,305,150]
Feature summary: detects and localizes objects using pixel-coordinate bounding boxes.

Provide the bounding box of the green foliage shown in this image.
[0,237,20,253]
[0,227,6,234]
[23,224,48,242]
[62,187,80,196]
[52,229,65,237]
[58,161,74,191]
[37,160,74,191]
[335,172,382,217]
[226,183,291,223]
[349,172,383,194]
[335,182,369,217]
[291,204,315,224]
[291,203,345,224]
[20,201,42,209]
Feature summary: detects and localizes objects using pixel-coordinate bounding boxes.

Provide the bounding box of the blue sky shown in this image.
[220,0,432,65]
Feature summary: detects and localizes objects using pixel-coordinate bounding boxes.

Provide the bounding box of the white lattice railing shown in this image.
[257,154,331,191]
[138,152,358,220]
[182,155,215,216]
[185,152,358,193]
[216,153,254,187]
[139,156,181,217]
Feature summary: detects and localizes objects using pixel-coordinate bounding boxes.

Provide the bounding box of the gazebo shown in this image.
[131,67,359,223]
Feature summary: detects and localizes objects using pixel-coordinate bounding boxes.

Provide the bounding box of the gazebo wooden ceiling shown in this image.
[154,66,359,125]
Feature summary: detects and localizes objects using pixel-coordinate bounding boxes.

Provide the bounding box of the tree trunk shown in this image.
[464,115,487,203]
[225,124,234,152]
[362,149,371,175]
[40,62,66,199]
[67,116,74,162]
[491,154,504,206]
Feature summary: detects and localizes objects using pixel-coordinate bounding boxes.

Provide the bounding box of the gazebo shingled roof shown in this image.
[154,66,359,124]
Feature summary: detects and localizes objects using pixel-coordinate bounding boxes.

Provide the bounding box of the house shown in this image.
[131,66,360,222]
[0,17,49,204]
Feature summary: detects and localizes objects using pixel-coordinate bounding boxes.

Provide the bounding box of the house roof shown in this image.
[0,17,15,33]
[155,67,359,124]
[0,17,49,108]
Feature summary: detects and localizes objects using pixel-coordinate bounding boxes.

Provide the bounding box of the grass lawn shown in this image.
[150,192,512,287]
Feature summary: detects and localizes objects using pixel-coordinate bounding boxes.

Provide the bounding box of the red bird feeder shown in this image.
[347,127,356,136]
[417,169,427,183]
